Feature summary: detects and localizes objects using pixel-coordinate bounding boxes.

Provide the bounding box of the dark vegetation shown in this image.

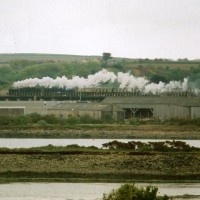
[1,113,200,128]
[102,183,171,200]
[0,113,113,127]
[0,144,99,154]
[165,118,200,126]
[1,53,200,90]
[102,140,199,152]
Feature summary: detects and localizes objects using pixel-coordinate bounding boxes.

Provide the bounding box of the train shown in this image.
[2,86,198,101]
[7,87,141,101]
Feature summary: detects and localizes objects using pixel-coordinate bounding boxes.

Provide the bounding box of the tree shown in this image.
[102,52,112,67]
[20,63,66,79]
[10,59,36,70]
[150,75,168,84]
[103,53,112,62]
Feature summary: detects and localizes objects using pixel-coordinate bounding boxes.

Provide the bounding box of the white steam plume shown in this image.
[13,69,117,89]
[13,69,194,94]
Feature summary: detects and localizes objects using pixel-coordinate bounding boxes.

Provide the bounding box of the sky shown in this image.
[0,0,200,59]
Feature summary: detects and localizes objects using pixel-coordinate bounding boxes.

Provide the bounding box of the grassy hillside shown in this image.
[0,53,102,62]
[0,53,200,90]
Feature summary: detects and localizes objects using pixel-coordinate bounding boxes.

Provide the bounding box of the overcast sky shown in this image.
[0,0,200,59]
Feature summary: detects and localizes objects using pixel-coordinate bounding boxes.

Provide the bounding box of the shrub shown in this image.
[28,113,42,123]
[102,183,172,200]
[128,118,141,125]
[0,116,14,125]
[43,114,59,124]
[102,112,113,123]
[66,116,80,125]
[102,140,198,152]
[37,119,48,127]
[13,115,32,125]
[165,118,200,126]
[80,114,95,124]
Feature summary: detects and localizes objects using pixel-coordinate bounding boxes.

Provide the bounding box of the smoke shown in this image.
[117,72,148,91]
[13,69,117,89]
[13,69,195,94]
[144,78,188,94]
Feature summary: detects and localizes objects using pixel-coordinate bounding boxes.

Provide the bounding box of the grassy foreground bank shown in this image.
[0,143,200,183]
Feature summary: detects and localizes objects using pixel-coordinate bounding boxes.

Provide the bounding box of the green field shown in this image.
[0,53,102,62]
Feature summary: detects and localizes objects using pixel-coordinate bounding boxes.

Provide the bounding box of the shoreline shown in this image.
[1,177,200,184]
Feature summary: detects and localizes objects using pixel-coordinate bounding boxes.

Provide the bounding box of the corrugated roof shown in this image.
[101,96,200,107]
[49,103,125,112]
[0,100,58,108]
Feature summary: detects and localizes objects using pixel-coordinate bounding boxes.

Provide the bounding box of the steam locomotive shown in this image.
[6,86,198,101]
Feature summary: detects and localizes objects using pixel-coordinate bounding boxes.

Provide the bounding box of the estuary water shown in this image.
[0,182,200,200]
[0,138,200,148]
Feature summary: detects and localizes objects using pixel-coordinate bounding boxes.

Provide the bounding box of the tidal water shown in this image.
[0,182,200,200]
[0,138,199,148]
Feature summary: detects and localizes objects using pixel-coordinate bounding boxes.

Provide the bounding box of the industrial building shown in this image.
[0,96,200,120]
[102,96,200,120]
[0,101,58,116]
[0,106,25,116]
[48,103,124,121]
